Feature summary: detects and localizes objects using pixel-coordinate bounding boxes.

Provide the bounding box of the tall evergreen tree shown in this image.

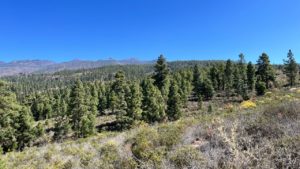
[209,65,219,90]
[199,78,214,100]
[15,107,35,150]
[247,62,256,91]
[153,55,170,99]
[0,81,35,152]
[167,80,182,121]
[98,83,107,115]
[110,71,127,114]
[117,82,143,129]
[69,80,92,138]
[192,65,202,98]
[234,54,249,100]
[256,53,275,88]
[126,82,143,121]
[224,59,234,96]
[283,49,299,86]
[141,78,166,123]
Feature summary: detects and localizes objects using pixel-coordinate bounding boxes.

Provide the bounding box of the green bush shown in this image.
[255,81,266,96]
[131,127,164,167]
[98,141,121,168]
[170,146,203,168]
[157,124,184,150]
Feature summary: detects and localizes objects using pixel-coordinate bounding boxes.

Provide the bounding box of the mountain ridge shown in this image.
[0,58,152,77]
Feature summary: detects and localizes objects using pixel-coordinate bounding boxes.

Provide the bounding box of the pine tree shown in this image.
[0,81,36,152]
[247,62,256,91]
[209,65,219,90]
[110,71,127,115]
[256,53,275,88]
[233,54,249,100]
[216,63,225,90]
[197,95,203,110]
[126,82,143,121]
[15,107,35,150]
[141,78,166,123]
[167,80,182,121]
[174,71,192,107]
[98,83,107,115]
[153,55,170,99]
[53,95,70,141]
[255,81,266,96]
[69,80,92,138]
[200,78,214,100]
[117,82,143,129]
[224,59,234,96]
[192,65,202,99]
[53,115,71,141]
[284,49,299,86]
[31,93,53,120]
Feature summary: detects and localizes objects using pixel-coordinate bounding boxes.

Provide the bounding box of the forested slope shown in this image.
[0,51,299,168]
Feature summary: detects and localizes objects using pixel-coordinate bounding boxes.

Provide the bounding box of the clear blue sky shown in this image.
[0,0,299,63]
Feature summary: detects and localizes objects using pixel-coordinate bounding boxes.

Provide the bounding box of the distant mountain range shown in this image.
[0,58,152,77]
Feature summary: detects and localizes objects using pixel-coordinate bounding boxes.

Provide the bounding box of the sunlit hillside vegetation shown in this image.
[0,50,299,168]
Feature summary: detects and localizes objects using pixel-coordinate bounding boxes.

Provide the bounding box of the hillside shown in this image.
[0,58,150,77]
[1,89,299,169]
[1,60,223,98]
[0,53,299,169]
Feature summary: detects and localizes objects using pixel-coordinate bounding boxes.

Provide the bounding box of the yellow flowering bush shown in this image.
[240,100,256,109]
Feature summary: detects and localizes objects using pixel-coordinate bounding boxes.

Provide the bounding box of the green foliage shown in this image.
[197,96,203,110]
[224,59,234,95]
[109,71,127,114]
[283,49,298,86]
[170,146,203,168]
[200,78,214,100]
[208,104,213,113]
[97,83,107,115]
[255,81,266,96]
[167,81,182,121]
[192,64,202,97]
[174,70,192,107]
[256,53,275,88]
[0,158,7,169]
[69,80,94,138]
[117,82,143,129]
[157,124,184,150]
[98,142,121,168]
[141,78,166,123]
[53,115,71,141]
[30,93,53,120]
[131,127,164,167]
[0,81,36,152]
[247,62,256,91]
[153,55,170,99]
[15,107,36,150]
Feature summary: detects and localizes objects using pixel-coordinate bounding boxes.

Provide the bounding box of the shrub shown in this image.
[208,104,213,113]
[130,127,164,167]
[265,91,272,97]
[224,104,234,112]
[256,81,266,96]
[98,141,121,168]
[240,100,256,109]
[157,124,184,150]
[169,146,203,168]
[0,158,7,169]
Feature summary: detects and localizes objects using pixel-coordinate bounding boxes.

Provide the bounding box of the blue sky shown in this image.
[0,0,299,63]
